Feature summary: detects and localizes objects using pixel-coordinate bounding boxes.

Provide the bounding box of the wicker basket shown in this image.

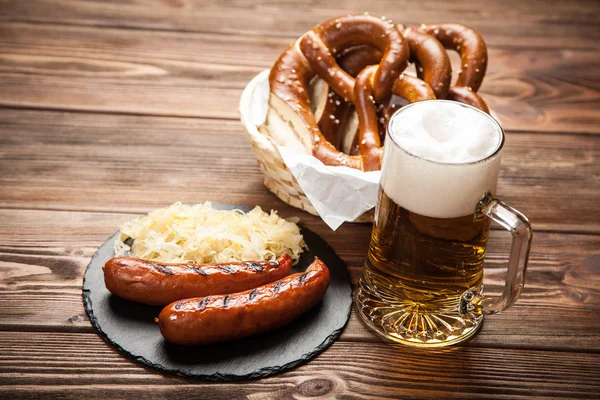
[239,70,374,223]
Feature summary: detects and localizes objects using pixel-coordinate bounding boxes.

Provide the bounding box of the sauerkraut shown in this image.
[113,202,306,264]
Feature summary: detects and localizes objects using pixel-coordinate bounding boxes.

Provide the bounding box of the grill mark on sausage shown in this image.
[269,260,280,267]
[249,288,258,301]
[273,281,283,294]
[186,265,208,276]
[219,265,235,274]
[298,273,308,284]
[148,262,174,275]
[223,295,231,307]
[198,297,209,311]
[174,301,184,310]
[243,261,264,272]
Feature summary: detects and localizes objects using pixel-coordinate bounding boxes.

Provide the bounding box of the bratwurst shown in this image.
[103,255,293,306]
[156,257,330,345]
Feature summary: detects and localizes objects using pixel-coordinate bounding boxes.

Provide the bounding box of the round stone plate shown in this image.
[82,204,353,381]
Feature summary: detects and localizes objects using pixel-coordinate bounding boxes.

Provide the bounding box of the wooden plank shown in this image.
[0,109,598,232]
[0,331,598,399]
[0,0,599,50]
[1,209,599,352]
[0,1,597,399]
[0,23,598,133]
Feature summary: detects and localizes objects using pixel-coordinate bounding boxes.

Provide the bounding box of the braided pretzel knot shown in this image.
[317,26,450,166]
[266,15,409,171]
[263,16,491,171]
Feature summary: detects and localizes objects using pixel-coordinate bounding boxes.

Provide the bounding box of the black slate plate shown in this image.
[82,204,353,381]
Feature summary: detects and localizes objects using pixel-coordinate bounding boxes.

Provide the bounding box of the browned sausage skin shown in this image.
[156,257,330,346]
[103,254,293,306]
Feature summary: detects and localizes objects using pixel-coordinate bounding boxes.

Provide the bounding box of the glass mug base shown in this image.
[354,280,484,348]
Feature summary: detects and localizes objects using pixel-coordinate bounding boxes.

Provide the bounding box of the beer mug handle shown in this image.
[461,194,533,315]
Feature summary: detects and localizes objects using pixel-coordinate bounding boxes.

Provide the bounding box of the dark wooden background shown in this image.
[0,1,599,398]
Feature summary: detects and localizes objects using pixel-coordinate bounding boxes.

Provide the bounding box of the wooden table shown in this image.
[1,1,599,398]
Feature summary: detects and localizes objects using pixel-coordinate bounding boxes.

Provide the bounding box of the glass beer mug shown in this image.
[355,100,533,347]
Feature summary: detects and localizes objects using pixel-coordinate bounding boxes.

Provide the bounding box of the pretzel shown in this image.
[334,50,437,165]
[299,15,409,102]
[310,45,381,155]
[266,43,362,169]
[311,44,383,151]
[416,23,490,112]
[311,78,352,148]
[323,27,448,154]
[401,27,452,99]
[266,15,409,170]
[332,40,438,160]
[262,16,492,171]
[336,27,451,100]
[353,65,383,171]
[447,86,490,113]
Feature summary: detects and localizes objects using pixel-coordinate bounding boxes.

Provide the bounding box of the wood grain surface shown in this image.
[0,0,599,399]
[0,22,598,133]
[1,110,598,232]
[1,332,599,399]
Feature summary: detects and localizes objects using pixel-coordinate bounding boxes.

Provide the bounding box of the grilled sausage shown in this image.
[156,257,330,345]
[103,255,293,306]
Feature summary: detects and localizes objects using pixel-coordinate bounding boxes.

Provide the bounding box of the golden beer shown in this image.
[356,189,489,344]
[355,100,533,347]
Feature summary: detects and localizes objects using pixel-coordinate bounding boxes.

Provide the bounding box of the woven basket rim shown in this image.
[239,69,278,153]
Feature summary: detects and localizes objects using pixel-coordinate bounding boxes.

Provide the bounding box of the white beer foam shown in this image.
[382,101,503,218]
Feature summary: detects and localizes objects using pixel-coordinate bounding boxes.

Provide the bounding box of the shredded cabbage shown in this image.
[113,202,307,264]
